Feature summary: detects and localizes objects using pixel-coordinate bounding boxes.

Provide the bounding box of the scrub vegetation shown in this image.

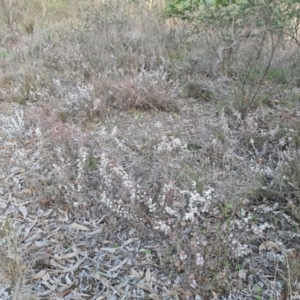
[0,0,299,299]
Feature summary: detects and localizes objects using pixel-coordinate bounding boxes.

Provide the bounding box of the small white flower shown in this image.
[180,250,187,261]
[196,253,205,266]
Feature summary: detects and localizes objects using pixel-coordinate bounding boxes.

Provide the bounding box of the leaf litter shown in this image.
[0,98,300,299]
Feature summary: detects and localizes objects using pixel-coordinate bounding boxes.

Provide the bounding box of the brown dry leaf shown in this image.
[49,251,87,274]
[136,282,153,292]
[94,270,119,279]
[42,272,51,282]
[129,228,136,235]
[19,205,27,218]
[238,269,248,281]
[107,258,127,272]
[100,246,120,253]
[49,287,72,299]
[57,207,68,214]
[211,290,219,300]
[31,269,49,281]
[145,268,151,283]
[71,222,89,231]
[86,228,103,236]
[99,277,111,289]
[65,273,73,285]
[174,260,181,268]
[259,240,280,252]
[122,237,139,246]
[57,211,69,222]
[23,188,33,195]
[38,198,54,208]
[131,268,141,279]
[24,222,37,238]
[176,288,193,297]
[50,259,70,271]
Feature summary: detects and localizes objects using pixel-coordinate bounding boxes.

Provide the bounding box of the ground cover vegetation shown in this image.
[0,0,300,299]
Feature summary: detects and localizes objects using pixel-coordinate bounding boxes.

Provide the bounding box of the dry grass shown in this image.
[0,217,36,300]
[0,1,300,299]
